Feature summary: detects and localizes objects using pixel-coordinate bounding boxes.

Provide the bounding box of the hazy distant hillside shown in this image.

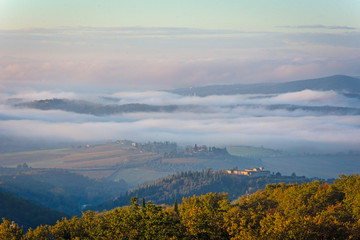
[0,191,67,230]
[170,75,360,96]
[0,167,128,215]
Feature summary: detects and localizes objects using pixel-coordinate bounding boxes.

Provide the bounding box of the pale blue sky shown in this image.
[1,0,360,30]
[0,0,360,90]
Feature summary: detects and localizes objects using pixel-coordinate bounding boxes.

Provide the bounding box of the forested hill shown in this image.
[170,75,360,96]
[2,174,359,239]
[94,169,316,211]
[0,167,128,215]
[0,191,67,230]
[15,99,179,116]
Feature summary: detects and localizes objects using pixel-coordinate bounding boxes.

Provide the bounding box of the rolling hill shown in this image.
[170,75,360,96]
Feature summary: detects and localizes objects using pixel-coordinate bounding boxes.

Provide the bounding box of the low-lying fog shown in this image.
[1,89,359,152]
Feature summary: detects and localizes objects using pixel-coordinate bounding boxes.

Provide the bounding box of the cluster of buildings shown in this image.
[226,167,271,177]
[185,144,208,154]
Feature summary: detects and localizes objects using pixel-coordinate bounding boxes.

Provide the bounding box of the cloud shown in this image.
[109,89,360,109]
[268,90,359,107]
[0,26,252,38]
[1,25,360,91]
[4,91,78,101]
[2,56,360,91]
[279,25,357,30]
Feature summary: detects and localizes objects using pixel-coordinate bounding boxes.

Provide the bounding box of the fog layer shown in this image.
[1,89,359,152]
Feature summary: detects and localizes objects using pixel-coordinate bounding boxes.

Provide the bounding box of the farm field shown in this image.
[0,142,162,181]
[0,142,262,186]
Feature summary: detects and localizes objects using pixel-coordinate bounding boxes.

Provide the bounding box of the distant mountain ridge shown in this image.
[170,75,360,96]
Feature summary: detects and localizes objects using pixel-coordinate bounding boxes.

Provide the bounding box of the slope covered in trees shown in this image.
[94,169,317,212]
[0,167,128,215]
[0,191,67,230]
[1,174,359,239]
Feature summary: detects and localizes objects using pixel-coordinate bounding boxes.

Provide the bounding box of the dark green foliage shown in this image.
[2,174,359,239]
[174,198,179,214]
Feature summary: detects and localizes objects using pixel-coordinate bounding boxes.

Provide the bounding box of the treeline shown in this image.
[1,174,359,239]
[95,169,313,211]
[16,99,179,116]
[135,141,178,154]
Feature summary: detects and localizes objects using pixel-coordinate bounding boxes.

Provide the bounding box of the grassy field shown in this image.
[0,143,266,185]
[0,143,159,168]
[0,143,163,185]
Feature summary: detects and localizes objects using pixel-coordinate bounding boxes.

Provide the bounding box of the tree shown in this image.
[174,198,179,214]
[0,218,23,240]
[142,196,146,210]
[180,193,230,239]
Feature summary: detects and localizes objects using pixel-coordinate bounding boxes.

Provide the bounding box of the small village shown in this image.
[226,167,271,177]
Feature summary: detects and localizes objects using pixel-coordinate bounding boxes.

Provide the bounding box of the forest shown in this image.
[96,169,315,211]
[1,174,359,239]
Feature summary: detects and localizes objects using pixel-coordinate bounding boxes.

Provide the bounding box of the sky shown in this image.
[0,1,360,153]
[0,0,360,91]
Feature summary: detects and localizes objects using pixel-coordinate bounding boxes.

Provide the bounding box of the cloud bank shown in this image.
[1,89,359,152]
[279,25,358,30]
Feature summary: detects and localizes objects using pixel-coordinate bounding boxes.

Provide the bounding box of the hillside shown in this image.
[0,142,260,186]
[2,174,359,239]
[0,191,67,230]
[94,169,316,211]
[0,166,128,215]
[170,75,360,96]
